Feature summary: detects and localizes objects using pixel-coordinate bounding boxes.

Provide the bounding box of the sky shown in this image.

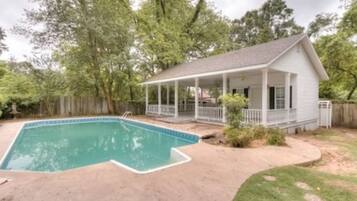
[0,0,344,61]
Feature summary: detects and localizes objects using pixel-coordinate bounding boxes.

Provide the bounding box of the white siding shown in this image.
[229,72,296,109]
[269,43,320,122]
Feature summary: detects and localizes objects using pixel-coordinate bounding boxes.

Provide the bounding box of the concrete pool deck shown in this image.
[0,117,321,201]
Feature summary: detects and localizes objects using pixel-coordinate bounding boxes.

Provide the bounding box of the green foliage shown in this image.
[339,1,357,36]
[220,93,247,129]
[224,127,253,148]
[136,0,231,74]
[312,3,357,100]
[0,62,38,106]
[315,33,357,100]
[231,0,303,49]
[18,0,136,113]
[307,13,337,38]
[224,126,285,147]
[266,128,285,145]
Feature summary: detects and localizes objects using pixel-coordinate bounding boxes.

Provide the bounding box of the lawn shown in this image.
[234,128,357,201]
[234,166,357,201]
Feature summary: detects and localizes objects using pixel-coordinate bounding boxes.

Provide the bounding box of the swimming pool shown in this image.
[0,117,199,174]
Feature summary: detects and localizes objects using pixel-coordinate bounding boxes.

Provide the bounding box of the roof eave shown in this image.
[140,64,268,85]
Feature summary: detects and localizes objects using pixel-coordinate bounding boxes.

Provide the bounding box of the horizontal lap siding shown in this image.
[270,43,320,123]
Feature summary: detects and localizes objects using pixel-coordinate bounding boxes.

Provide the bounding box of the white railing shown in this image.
[197,106,223,122]
[267,109,288,124]
[178,104,195,112]
[242,109,262,124]
[147,104,159,114]
[267,108,297,124]
[161,105,175,116]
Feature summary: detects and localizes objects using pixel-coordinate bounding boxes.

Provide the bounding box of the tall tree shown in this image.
[17,0,135,113]
[313,2,357,100]
[307,13,337,38]
[0,27,7,55]
[136,0,231,76]
[231,0,303,49]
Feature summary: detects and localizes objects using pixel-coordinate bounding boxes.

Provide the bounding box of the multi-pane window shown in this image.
[275,87,285,109]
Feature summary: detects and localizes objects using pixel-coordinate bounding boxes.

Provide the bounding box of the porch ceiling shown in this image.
[148,68,294,88]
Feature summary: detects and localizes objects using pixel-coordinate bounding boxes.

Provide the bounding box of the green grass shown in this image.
[234,166,357,201]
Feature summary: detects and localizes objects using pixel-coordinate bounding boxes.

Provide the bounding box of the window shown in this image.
[275,87,285,109]
[269,86,286,110]
[234,88,248,98]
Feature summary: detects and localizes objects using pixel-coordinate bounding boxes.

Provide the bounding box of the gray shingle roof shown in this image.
[145,33,306,83]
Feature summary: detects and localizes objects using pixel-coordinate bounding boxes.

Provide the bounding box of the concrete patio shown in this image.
[0,117,321,201]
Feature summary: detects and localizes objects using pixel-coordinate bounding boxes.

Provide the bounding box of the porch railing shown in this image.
[242,109,262,124]
[161,105,175,116]
[178,103,195,113]
[197,106,223,122]
[267,108,297,124]
[147,104,159,114]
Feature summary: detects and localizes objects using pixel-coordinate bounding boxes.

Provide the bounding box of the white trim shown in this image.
[141,64,267,85]
[266,34,306,67]
[0,116,200,175]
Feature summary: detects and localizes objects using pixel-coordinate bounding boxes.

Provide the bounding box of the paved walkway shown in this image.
[0,118,321,201]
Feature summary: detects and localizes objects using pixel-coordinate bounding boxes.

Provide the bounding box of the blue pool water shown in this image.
[0,118,198,172]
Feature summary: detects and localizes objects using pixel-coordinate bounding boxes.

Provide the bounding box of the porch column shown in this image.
[174,80,178,118]
[261,69,268,125]
[158,83,161,115]
[195,77,199,120]
[222,73,227,123]
[145,84,148,114]
[285,72,290,122]
[166,84,170,105]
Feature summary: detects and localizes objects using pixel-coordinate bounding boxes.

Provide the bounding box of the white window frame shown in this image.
[275,86,285,110]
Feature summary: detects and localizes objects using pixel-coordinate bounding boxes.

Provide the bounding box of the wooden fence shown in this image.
[16,97,145,118]
[332,103,357,128]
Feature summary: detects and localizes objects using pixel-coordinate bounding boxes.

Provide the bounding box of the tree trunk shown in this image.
[347,81,357,100]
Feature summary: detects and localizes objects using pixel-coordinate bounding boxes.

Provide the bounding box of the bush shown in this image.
[251,125,267,139]
[220,94,247,129]
[224,127,253,147]
[266,128,286,145]
[224,126,286,147]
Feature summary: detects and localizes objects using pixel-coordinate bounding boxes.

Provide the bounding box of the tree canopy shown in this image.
[310,2,357,100]
[230,0,303,49]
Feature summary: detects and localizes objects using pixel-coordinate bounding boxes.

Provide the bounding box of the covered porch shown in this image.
[144,68,297,126]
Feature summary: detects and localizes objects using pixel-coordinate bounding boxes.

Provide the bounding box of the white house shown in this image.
[142,33,329,131]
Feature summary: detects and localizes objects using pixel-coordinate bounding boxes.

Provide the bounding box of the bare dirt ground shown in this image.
[293,128,357,175]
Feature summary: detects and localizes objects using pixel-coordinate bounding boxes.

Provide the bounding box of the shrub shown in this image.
[223,126,286,147]
[252,125,267,139]
[224,127,253,147]
[266,128,286,145]
[220,94,247,129]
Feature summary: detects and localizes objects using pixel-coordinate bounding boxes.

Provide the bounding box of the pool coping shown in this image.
[0,116,201,175]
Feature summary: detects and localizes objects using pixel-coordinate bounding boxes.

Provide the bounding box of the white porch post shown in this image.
[261,69,268,125]
[166,84,169,105]
[285,72,290,122]
[195,77,199,120]
[158,83,161,115]
[174,80,178,118]
[222,73,227,123]
[145,84,148,115]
